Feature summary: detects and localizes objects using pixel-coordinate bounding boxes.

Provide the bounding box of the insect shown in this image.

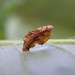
[23,25,53,52]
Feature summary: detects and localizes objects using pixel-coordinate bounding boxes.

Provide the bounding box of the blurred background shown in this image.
[0,0,75,40]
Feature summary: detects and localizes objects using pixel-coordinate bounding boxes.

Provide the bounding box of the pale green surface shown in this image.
[0,40,75,75]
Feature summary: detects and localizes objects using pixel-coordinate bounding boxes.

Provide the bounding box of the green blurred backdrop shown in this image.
[0,0,75,39]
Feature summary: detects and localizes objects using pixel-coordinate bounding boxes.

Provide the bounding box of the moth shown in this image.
[23,25,53,51]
